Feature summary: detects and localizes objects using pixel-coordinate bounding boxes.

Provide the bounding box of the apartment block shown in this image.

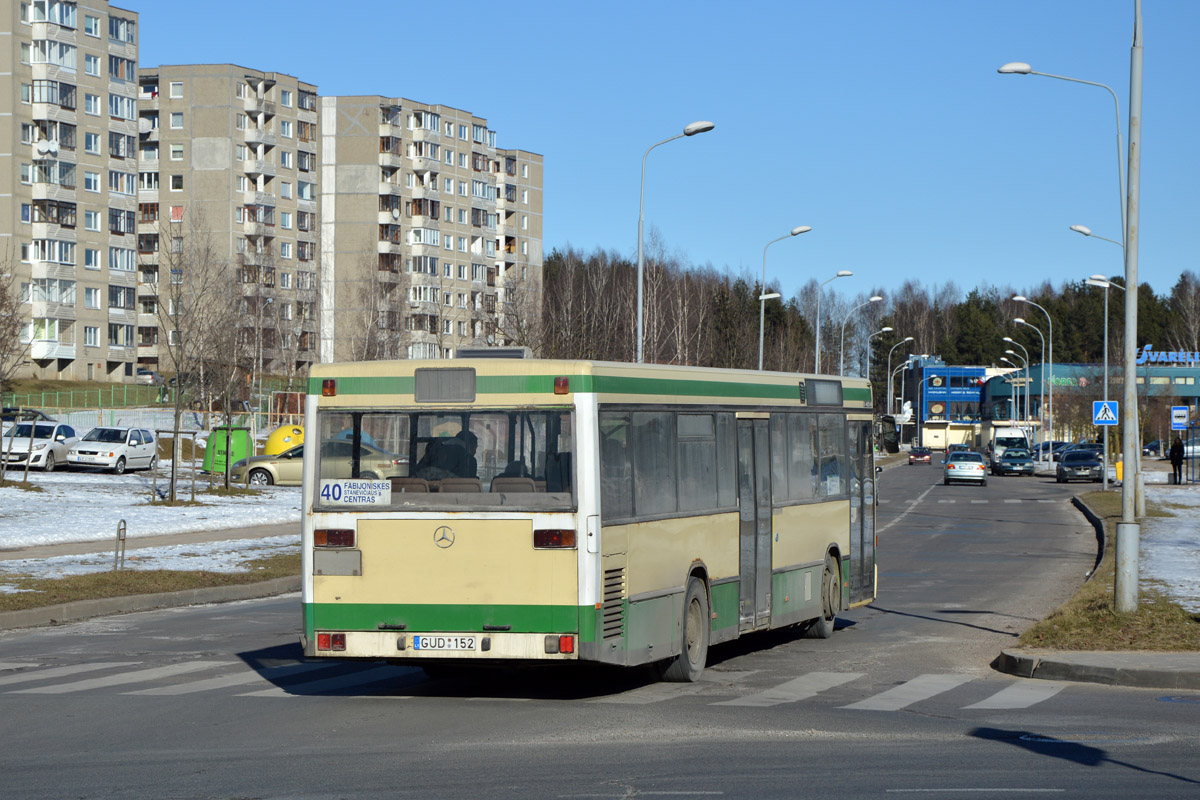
[318,96,543,362]
[2,0,140,382]
[135,64,319,380]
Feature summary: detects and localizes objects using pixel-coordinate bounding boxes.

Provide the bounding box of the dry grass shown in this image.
[0,552,299,613]
[1018,491,1200,651]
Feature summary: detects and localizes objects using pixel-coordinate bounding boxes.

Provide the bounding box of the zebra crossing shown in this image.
[0,659,1070,711]
[878,498,1059,504]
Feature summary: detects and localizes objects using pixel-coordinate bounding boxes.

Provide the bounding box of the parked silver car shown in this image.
[1,422,80,472]
[67,427,158,474]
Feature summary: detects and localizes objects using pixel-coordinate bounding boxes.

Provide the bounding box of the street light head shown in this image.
[683,120,715,136]
[1006,349,1017,355]
[790,225,812,236]
[1012,295,1027,302]
[759,292,782,301]
[1002,336,1014,343]
[836,270,853,278]
[1070,224,1093,236]
[1014,317,1026,324]
[903,336,913,343]
[1085,278,1109,289]
[869,295,883,303]
[998,62,1032,74]
[880,326,894,333]
[1088,274,1107,282]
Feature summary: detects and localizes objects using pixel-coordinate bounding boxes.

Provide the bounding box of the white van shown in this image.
[988,428,1030,466]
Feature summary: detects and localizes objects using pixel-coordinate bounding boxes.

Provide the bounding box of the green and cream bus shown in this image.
[300,357,877,681]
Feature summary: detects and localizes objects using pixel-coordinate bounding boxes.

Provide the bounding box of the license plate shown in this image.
[412,635,476,651]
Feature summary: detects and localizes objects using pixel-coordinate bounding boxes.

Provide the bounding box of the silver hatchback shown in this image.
[943,450,987,486]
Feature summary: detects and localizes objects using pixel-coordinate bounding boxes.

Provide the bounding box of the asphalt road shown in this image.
[2,459,1198,799]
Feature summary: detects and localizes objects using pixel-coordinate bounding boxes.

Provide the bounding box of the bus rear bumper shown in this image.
[305,630,580,661]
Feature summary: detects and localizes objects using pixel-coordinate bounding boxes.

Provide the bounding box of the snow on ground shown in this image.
[1142,486,1200,613]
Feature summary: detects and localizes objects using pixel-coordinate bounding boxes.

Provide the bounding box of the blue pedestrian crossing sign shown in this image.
[1093,400,1118,426]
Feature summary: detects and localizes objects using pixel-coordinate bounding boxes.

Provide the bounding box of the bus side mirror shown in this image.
[875,466,883,475]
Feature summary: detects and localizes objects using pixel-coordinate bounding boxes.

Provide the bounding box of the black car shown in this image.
[1,407,55,425]
[1056,450,1104,483]
[1142,440,1162,457]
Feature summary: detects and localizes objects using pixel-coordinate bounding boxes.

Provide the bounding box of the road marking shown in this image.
[592,681,710,705]
[238,665,399,697]
[970,500,988,504]
[962,681,1066,710]
[1004,499,1022,504]
[714,672,864,707]
[124,662,330,695]
[842,674,974,711]
[0,662,139,688]
[12,661,230,694]
[880,485,938,533]
[937,500,956,504]
[0,662,38,671]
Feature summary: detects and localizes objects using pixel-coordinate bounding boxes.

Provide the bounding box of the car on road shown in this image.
[908,446,932,465]
[992,447,1034,476]
[1056,450,1104,483]
[1,421,79,471]
[1142,440,1162,457]
[1059,442,1104,458]
[946,443,971,455]
[1034,440,1070,459]
[943,450,987,486]
[67,427,158,474]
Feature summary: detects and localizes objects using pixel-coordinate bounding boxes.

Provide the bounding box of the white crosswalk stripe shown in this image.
[0,662,141,687]
[840,674,974,711]
[12,661,230,694]
[714,672,863,707]
[124,662,331,696]
[0,662,38,671]
[962,681,1066,709]
[238,665,399,697]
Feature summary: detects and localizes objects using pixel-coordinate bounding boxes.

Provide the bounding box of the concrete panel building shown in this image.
[2,0,140,382]
[318,96,543,362]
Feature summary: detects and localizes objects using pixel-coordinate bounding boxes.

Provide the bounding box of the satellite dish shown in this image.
[48,140,58,154]
[37,140,50,154]
[392,207,399,220]
[138,117,152,134]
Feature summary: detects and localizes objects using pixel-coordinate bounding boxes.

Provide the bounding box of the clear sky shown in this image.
[134,0,1198,302]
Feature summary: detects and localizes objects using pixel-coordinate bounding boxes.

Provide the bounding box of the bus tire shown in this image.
[805,554,841,639]
[659,576,709,682]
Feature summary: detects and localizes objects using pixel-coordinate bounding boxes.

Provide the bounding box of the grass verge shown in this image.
[0,552,299,613]
[1018,491,1200,651]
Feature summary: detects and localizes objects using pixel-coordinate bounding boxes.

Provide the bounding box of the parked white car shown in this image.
[1,421,80,472]
[67,427,158,474]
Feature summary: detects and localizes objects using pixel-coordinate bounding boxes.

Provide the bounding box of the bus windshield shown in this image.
[315,408,573,509]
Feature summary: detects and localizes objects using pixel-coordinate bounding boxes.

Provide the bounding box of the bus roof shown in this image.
[309,359,871,410]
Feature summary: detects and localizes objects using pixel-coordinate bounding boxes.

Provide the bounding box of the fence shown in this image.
[3,385,172,410]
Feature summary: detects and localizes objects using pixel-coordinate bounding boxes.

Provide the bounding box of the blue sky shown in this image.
[135,1,1198,302]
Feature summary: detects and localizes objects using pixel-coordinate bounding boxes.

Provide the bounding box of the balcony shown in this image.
[31,183,74,202]
[245,127,277,147]
[377,241,403,255]
[243,97,277,116]
[379,210,401,225]
[379,181,403,196]
[29,260,75,281]
[245,159,277,178]
[378,151,404,170]
[244,220,276,238]
[243,190,276,207]
[137,343,160,358]
[30,340,76,360]
[137,312,158,327]
[29,300,76,320]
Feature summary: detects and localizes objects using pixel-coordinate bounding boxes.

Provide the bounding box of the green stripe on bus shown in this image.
[309,373,868,403]
[308,602,580,633]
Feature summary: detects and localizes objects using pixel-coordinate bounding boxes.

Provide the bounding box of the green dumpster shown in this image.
[203,426,251,474]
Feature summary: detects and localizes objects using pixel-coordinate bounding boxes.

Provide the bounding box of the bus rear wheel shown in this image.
[659,576,709,682]
[805,554,841,639]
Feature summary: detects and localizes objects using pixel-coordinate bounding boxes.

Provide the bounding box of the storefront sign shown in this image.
[1137,345,1200,366]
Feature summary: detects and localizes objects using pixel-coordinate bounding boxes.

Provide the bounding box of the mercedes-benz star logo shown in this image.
[433,526,455,549]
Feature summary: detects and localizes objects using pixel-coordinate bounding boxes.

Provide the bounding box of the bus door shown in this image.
[848,421,877,605]
[736,418,772,630]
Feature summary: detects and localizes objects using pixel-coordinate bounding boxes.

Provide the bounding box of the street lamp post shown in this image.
[1013,296,1053,460]
[1087,273,1126,491]
[1015,317,1046,452]
[815,270,852,373]
[1000,357,1023,423]
[1003,337,1030,431]
[636,120,714,364]
[840,296,883,376]
[886,337,914,416]
[866,326,893,406]
[759,225,811,370]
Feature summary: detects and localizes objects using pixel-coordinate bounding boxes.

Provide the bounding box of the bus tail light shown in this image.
[317,633,346,651]
[315,529,355,547]
[545,634,575,654]
[322,379,337,396]
[554,377,569,394]
[534,529,576,548]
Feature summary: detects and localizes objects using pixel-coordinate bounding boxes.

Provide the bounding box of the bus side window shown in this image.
[546,452,571,493]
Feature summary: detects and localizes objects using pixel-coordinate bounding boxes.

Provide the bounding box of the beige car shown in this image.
[231,440,407,486]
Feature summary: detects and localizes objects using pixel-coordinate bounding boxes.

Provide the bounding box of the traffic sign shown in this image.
[1093,400,1118,426]
[1171,406,1189,431]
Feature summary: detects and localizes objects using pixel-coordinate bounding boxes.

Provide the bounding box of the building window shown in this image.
[280,242,292,259]
[280,120,292,138]
[522,215,528,230]
[84,326,99,347]
[85,287,100,309]
[169,81,183,98]
[522,190,528,204]
[522,164,529,178]
[84,249,100,269]
[84,210,100,231]
[236,176,248,192]
[84,132,100,154]
[280,182,292,199]
[85,53,100,76]
[280,211,292,229]
[84,15,100,36]
[170,174,183,191]
[280,89,292,107]
[84,171,99,192]
[281,151,293,169]
[170,143,183,161]
[170,112,183,129]
[85,94,100,115]
[236,113,247,131]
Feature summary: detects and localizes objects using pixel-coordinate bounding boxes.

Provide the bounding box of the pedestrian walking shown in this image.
[1169,436,1185,484]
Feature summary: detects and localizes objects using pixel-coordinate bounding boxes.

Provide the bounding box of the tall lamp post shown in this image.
[1000,357,1024,424]
[1013,296,1053,460]
[759,225,811,370]
[814,270,852,373]
[839,296,883,376]
[1015,317,1046,451]
[1086,273,1125,491]
[886,337,914,415]
[1003,337,1030,430]
[866,326,893,405]
[636,120,714,364]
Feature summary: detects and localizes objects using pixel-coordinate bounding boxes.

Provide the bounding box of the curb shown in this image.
[993,649,1200,690]
[0,576,300,632]
[1070,495,1107,576]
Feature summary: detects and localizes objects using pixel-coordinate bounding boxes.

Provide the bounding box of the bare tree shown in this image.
[0,245,30,402]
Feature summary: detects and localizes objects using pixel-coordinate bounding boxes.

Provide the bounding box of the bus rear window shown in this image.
[314,409,573,509]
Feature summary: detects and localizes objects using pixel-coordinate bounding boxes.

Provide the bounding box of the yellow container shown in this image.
[265,425,304,456]
[1115,460,1123,481]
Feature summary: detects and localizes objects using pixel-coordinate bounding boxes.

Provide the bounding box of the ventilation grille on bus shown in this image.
[602,567,626,640]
